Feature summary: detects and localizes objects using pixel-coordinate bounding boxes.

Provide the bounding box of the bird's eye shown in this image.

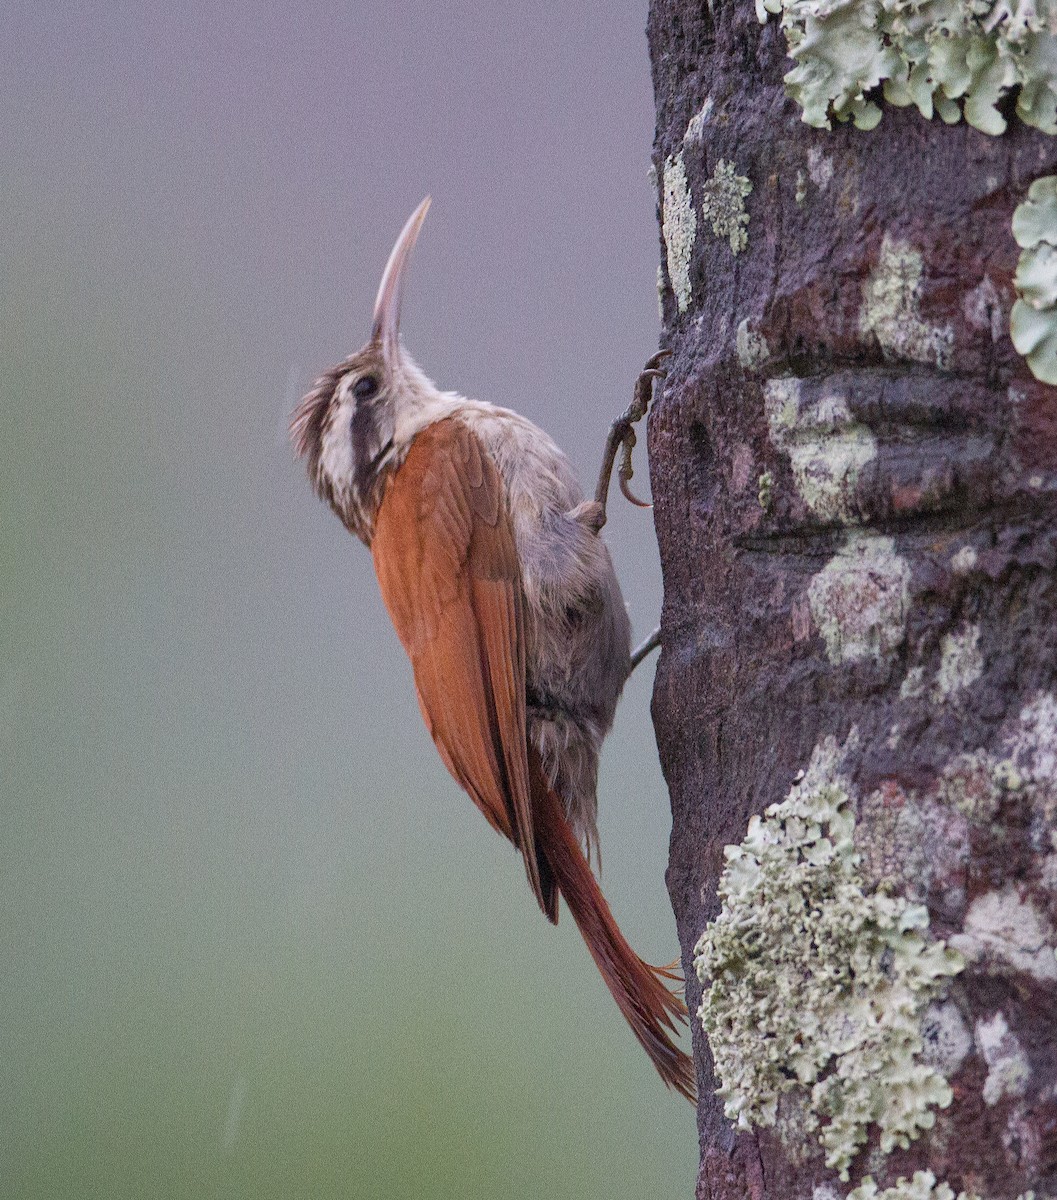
[353,375,379,400]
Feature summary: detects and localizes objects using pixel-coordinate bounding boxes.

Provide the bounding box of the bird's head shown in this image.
[291,196,435,543]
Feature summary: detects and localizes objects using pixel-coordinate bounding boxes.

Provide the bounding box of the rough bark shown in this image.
[646,3,1057,1197]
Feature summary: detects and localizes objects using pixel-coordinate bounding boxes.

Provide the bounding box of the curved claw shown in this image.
[593,350,668,515]
[619,471,652,508]
[617,427,652,507]
[643,349,672,372]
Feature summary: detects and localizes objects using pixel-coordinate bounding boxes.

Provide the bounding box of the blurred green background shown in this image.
[1,2,694,1197]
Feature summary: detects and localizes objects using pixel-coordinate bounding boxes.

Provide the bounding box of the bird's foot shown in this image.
[592,350,670,520]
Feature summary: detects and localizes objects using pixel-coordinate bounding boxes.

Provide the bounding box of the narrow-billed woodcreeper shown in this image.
[291,198,694,1099]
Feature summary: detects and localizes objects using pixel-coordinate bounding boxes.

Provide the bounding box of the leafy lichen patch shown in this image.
[1011,175,1057,384]
[701,159,752,254]
[695,736,963,1181]
[662,152,697,313]
[846,1171,979,1200]
[976,1011,1032,1105]
[756,0,1057,135]
[860,235,955,369]
[764,378,878,523]
[808,532,911,665]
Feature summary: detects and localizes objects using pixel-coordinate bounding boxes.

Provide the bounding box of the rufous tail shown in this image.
[528,751,697,1102]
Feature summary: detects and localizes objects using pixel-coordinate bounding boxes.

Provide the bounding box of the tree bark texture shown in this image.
[647,2,1057,1197]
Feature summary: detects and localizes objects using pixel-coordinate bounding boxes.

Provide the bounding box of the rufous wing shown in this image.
[371,417,554,917]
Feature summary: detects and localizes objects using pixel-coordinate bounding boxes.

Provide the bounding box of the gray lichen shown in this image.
[860,235,955,369]
[900,666,928,699]
[950,545,979,574]
[935,750,1018,821]
[737,317,771,369]
[1011,175,1057,385]
[856,787,933,898]
[808,146,835,189]
[694,737,964,1181]
[756,0,1057,135]
[976,1011,1032,1104]
[920,1002,973,1076]
[1004,691,1057,846]
[662,152,697,313]
[764,378,879,524]
[934,624,984,699]
[808,532,911,665]
[683,96,714,146]
[951,887,1057,982]
[758,470,775,510]
[701,159,753,254]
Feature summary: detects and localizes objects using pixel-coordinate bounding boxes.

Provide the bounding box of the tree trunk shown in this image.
[646,2,1057,1197]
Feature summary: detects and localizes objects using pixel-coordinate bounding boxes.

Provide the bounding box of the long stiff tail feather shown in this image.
[528,751,697,1102]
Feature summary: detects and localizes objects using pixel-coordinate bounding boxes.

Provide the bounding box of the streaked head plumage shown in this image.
[290,197,432,541]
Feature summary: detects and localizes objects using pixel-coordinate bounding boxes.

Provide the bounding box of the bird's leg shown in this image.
[629,626,662,673]
[590,350,670,529]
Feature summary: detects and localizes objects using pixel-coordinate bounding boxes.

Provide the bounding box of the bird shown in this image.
[290,197,695,1101]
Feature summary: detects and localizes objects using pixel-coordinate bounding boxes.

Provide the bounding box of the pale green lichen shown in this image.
[757,0,1057,135]
[758,470,775,509]
[808,532,911,664]
[701,159,753,254]
[765,378,879,523]
[846,1171,979,1200]
[852,1181,1041,1200]
[695,740,963,1181]
[856,787,933,897]
[662,152,696,313]
[937,751,1003,819]
[860,235,955,369]
[737,317,771,369]
[934,623,984,699]
[900,666,929,699]
[1011,175,1057,385]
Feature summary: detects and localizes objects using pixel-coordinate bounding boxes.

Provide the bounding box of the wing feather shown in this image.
[372,418,550,913]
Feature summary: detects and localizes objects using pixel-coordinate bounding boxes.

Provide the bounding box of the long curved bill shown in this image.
[372,196,432,368]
